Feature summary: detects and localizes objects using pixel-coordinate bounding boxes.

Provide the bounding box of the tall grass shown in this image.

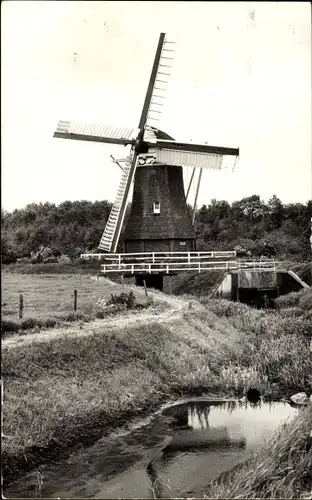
[275,287,312,311]
[199,297,312,394]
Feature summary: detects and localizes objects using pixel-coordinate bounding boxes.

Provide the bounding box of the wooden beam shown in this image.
[53,132,135,147]
[185,167,196,201]
[152,140,239,157]
[192,168,203,225]
[110,155,125,173]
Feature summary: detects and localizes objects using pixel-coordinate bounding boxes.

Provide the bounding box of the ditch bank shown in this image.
[4,396,312,499]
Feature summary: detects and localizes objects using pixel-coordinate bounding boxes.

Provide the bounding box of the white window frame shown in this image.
[153,201,160,214]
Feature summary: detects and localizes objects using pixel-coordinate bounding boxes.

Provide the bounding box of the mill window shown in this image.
[179,241,186,246]
[153,201,160,214]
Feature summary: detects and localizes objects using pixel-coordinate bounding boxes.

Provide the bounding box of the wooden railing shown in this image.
[80,251,278,275]
[81,250,237,264]
[100,259,279,275]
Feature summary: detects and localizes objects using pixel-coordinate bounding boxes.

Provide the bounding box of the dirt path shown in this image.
[2,284,188,348]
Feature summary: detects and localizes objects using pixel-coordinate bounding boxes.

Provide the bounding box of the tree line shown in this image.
[1,195,311,263]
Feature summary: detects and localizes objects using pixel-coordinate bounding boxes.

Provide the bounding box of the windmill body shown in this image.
[54,33,242,278]
[124,129,196,254]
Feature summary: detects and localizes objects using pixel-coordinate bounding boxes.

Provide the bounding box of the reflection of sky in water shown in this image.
[154,401,299,498]
[188,401,298,450]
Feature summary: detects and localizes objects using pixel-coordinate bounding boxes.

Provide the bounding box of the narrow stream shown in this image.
[4,398,298,499]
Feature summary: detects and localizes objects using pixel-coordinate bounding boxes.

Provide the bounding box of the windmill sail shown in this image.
[98,155,138,253]
[148,139,239,170]
[155,149,223,170]
[54,121,139,146]
[138,33,166,130]
[145,37,176,129]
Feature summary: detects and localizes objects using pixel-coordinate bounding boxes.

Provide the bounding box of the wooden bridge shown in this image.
[80,251,278,275]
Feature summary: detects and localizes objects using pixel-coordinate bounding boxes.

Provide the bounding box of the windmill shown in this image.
[54,33,239,256]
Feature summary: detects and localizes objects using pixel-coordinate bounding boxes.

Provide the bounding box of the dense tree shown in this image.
[1,197,311,263]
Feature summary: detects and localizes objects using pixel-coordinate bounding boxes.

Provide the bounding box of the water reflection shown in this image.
[161,399,294,453]
[163,401,247,453]
[163,399,269,429]
[148,399,298,497]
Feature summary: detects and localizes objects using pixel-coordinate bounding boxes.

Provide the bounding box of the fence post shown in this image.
[121,274,124,287]
[19,294,23,319]
[143,280,148,299]
[73,289,78,312]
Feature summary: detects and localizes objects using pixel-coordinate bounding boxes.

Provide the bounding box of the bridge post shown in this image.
[168,276,172,295]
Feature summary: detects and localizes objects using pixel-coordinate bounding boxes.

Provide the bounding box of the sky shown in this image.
[1,1,311,212]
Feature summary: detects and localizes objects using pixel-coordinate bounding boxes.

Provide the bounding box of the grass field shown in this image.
[2,271,312,497]
[1,272,154,334]
[1,272,149,319]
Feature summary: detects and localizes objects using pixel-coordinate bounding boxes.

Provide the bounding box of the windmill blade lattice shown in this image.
[155,149,223,170]
[144,36,176,130]
[99,153,138,253]
[54,121,139,146]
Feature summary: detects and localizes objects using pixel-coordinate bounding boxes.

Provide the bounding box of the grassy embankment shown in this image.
[2,267,312,491]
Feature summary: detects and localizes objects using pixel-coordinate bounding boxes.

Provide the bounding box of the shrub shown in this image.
[95,310,105,319]
[21,318,38,330]
[1,320,19,334]
[58,254,72,264]
[63,313,86,322]
[43,256,59,264]
[106,291,136,309]
[43,318,57,328]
